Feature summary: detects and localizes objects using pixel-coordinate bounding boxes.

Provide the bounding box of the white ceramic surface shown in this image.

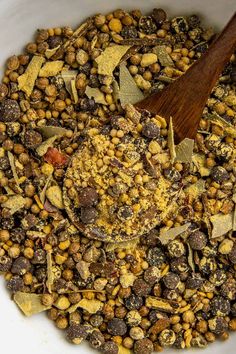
[0,0,235,353]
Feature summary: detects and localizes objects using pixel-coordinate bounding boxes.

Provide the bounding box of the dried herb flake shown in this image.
[45,45,60,59]
[119,62,144,108]
[46,251,54,293]
[36,136,59,157]
[39,61,64,77]
[61,69,78,96]
[153,45,174,67]
[85,86,107,105]
[192,153,210,176]
[167,117,176,163]
[159,223,191,245]
[37,126,68,139]
[2,195,25,215]
[185,179,206,199]
[175,138,194,163]
[68,298,103,314]
[14,292,51,316]
[18,56,45,96]
[210,213,233,238]
[187,243,195,272]
[8,151,23,192]
[95,45,131,76]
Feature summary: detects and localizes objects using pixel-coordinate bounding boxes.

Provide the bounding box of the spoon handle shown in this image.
[136,13,236,142]
[184,12,236,90]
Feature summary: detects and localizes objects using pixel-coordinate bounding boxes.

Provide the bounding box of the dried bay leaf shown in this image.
[14,292,51,317]
[46,251,54,293]
[18,56,45,96]
[2,195,25,215]
[112,80,120,105]
[85,86,107,105]
[39,61,64,77]
[45,45,60,59]
[167,117,176,163]
[46,185,64,209]
[187,243,195,272]
[233,206,236,231]
[153,45,174,67]
[192,153,210,177]
[61,69,78,96]
[37,126,68,139]
[119,62,144,108]
[39,174,52,204]
[185,179,206,199]
[210,213,233,238]
[159,223,191,245]
[175,138,194,163]
[95,45,131,76]
[36,135,59,157]
[71,79,79,104]
[7,151,23,192]
[68,298,103,314]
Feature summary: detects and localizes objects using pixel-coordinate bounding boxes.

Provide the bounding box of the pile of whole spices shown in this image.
[0,7,236,354]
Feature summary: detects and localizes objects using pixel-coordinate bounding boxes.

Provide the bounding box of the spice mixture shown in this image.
[0,7,236,354]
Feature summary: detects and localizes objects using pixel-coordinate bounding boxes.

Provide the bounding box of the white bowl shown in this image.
[0,0,235,353]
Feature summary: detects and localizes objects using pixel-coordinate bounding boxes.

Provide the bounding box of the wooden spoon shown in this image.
[135,13,236,143]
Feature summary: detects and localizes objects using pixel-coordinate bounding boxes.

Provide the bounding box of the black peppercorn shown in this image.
[47,36,63,49]
[125,294,143,310]
[80,207,98,224]
[78,187,98,207]
[11,257,31,275]
[163,168,181,182]
[10,228,26,243]
[121,26,138,38]
[209,270,227,286]
[66,324,89,344]
[0,255,12,272]
[107,318,127,336]
[147,247,166,267]
[133,279,151,296]
[0,156,10,171]
[88,330,105,349]
[151,8,167,26]
[101,341,118,354]
[188,230,207,250]
[23,130,42,149]
[187,14,201,28]
[142,122,160,139]
[211,166,229,183]
[163,272,180,290]
[208,317,228,335]
[0,99,21,122]
[32,249,46,264]
[134,338,154,354]
[210,296,231,316]
[7,275,24,293]
[139,16,157,35]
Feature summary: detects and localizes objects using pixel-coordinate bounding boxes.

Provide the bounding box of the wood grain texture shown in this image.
[135,13,236,142]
